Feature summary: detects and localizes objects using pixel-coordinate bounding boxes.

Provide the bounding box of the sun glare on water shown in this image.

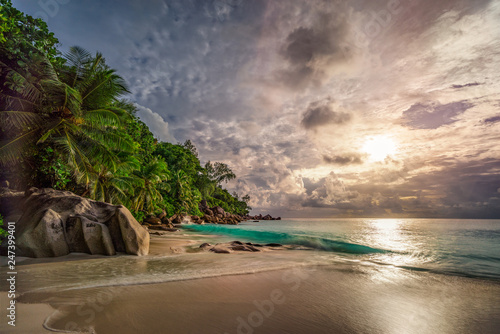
[362,136,397,162]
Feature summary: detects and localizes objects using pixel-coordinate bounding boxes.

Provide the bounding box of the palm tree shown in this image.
[132,158,169,213]
[88,154,142,206]
[0,46,134,187]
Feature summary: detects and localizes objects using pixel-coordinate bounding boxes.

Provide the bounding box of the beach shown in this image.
[2,219,500,333]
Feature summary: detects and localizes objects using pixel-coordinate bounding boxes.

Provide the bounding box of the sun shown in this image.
[362,136,397,162]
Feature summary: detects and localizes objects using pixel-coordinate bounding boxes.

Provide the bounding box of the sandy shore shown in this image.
[5,266,500,333]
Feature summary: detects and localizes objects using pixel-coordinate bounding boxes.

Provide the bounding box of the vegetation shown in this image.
[0,1,251,220]
[0,214,7,238]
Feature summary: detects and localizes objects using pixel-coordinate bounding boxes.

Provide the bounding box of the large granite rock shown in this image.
[0,188,149,257]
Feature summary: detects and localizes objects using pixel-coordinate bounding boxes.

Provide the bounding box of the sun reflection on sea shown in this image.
[355,219,434,283]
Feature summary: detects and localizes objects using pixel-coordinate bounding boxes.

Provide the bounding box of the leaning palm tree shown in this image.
[0,46,134,187]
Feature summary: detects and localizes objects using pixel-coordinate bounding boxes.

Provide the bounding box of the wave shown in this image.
[183,224,390,255]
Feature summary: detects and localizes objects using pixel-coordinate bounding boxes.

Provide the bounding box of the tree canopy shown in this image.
[0,2,251,220]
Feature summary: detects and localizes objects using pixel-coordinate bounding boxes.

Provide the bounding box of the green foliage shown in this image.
[0,2,251,220]
[34,146,73,189]
[131,210,146,223]
[0,0,64,66]
[0,214,8,238]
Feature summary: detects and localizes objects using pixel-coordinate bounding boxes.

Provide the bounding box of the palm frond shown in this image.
[0,110,43,129]
[0,128,39,165]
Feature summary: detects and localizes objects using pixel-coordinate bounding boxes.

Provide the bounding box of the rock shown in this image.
[199,199,209,212]
[0,188,149,257]
[210,246,231,254]
[170,214,182,225]
[265,243,283,247]
[161,216,172,225]
[157,210,167,220]
[246,245,261,252]
[230,245,248,251]
[199,243,212,248]
[191,215,200,221]
[211,206,225,215]
[262,214,273,220]
[145,217,162,225]
[253,220,259,222]
[204,208,214,216]
[232,241,244,245]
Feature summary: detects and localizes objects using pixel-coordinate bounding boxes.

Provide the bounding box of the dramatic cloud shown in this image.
[276,6,352,89]
[15,0,500,218]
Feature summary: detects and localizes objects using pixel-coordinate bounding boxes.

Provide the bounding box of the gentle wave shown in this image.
[184,224,390,254]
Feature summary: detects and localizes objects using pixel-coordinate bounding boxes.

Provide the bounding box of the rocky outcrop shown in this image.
[139,199,281,230]
[0,188,149,257]
[242,213,281,221]
[196,200,245,225]
[199,240,284,253]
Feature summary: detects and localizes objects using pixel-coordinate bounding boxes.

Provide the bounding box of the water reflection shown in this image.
[355,219,434,280]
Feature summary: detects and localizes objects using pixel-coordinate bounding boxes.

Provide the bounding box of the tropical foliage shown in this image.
[0,1,251,219]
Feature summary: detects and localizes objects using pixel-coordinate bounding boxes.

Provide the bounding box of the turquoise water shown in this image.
[184,218,500,280]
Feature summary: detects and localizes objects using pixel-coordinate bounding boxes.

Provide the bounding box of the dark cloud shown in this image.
[323,154,363,165]
[484,115,500,124]
[301,103,351,129]
[277,10,351,89]
[451,82,482,89]
[401,100,474,129]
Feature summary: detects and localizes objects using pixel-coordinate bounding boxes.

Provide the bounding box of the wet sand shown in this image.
[2,233,500,334]
[6,265,500,333]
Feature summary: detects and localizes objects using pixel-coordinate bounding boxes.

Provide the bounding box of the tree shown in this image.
[88,154,141,206]
[132,158,169,213]
[0,0,63,66]
[204,161,236,186]
[0,46,135,189]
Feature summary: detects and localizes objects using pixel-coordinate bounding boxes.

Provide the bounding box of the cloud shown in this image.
[15,0,500,218]
[451,82,482,89]
[484,115,500,124]
[134,104,176,143]
[323,154,363,165]
[277,9,351,89]
[401,101,474,129]
[301,102,351,130]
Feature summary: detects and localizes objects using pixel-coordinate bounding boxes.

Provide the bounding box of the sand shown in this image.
[2,233,500,334]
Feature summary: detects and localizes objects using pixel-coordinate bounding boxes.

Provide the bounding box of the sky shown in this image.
[14,0,500,218]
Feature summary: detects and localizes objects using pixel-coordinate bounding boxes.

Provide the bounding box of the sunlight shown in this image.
[362,136,397,162]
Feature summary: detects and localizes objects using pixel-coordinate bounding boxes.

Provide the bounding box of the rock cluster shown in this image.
[199,240,284,254]
[141,199,281,230]
[196,200,245,225]
[0,188,149,257]
[242,213,281,221]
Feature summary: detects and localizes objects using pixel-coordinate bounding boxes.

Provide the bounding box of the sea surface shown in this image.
[185,218,500,280]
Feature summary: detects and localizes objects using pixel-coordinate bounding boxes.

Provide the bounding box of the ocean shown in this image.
[184,218,500,281]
